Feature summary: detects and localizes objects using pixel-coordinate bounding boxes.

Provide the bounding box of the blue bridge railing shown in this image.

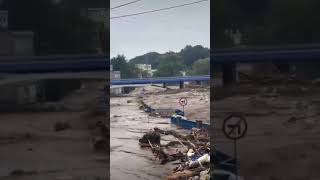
[111,75,210,85]
[212,46,320,63]
[0,55,108,73]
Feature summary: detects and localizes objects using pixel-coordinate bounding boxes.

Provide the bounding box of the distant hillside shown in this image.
[111,45,210,79]
[128,52,161,69]
[128,45,210,69]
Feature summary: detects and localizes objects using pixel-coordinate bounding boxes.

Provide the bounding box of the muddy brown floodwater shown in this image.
[110,96,188,180]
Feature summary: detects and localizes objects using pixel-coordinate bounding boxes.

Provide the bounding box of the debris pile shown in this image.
[139,127,210,180]
[138,99,155,113]
[54,121,71,131]
[92,120,109,152]
[138,99,176,118]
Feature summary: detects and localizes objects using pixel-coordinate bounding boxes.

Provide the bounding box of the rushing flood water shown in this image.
[110,96,188,180]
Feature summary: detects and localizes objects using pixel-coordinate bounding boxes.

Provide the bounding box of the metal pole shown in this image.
[183,105,184,116]
[234,139,238,180]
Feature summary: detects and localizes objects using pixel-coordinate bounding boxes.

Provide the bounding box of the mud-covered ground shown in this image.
[110,96,189,180]
[110,85,209,180]
[0,80,107,180]
[132,85,210,123]
[212,84,320,180]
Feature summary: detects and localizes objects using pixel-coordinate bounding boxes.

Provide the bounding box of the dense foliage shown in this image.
[110,55,139,79]
[111,45,210,78]
[213,0,320,48]
[7,0,106,55]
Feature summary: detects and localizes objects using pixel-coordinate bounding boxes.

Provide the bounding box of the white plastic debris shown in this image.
[187,149,195,158]
[188,153,210,168]
[197,153,210,166]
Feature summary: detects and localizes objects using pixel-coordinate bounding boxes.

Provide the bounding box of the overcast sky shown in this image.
[110,0,210,59]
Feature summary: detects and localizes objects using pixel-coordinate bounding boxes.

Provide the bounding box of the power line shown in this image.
[111,0,143,10]
[110,0,208,20]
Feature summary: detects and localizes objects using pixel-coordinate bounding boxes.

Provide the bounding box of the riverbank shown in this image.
[132,85,210,124]
[213,84,320,179]
[0,80,107,180]
[110,85,210,180]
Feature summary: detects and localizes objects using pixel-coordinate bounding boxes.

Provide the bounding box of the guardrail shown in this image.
[0,55,108,73]
[111,75,210,85]
[212,47,320,63]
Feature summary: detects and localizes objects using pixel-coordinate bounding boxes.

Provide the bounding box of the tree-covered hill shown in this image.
[111,45,210,78]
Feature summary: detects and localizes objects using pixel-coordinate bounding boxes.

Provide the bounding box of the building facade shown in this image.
[81,8,107,54]
[0,10,34,57]
[135,64,156,77]
[110,65,122,95]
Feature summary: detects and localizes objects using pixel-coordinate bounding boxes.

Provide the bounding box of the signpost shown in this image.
[179,97,188,115]
[222,113,247,180]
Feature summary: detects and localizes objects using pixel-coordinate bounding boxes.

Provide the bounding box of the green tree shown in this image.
[212,0,269,48]
[180,45,210,67]
[189,58,210,76]
[263,0,320,45]
[110,55,126,71]
[111,55,138,79]
[153,54,184,77]
[129,52,161,69]
[9,0,100,55]
[222,0,320,46]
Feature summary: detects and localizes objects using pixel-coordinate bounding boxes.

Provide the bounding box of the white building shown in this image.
[81,8,107,54]
[0,10,8,30]
[135,64,156,77]
[225,29,242,46]
[0,11,34,56]
[110,65,122,95]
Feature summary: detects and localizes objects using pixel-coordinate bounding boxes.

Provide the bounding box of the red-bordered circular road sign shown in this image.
[222,113,248,140]
[179,97,188,106]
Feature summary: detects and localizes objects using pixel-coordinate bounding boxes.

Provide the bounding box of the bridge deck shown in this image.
[111,75,210,85]
[0,55,107,73]
[213,47,320,63]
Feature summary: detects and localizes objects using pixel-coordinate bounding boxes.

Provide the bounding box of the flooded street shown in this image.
[110,96,188,180]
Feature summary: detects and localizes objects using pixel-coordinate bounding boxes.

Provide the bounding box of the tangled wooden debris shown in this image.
[92,120,109,152]
[139,127,210,180]
[138,99,175,118]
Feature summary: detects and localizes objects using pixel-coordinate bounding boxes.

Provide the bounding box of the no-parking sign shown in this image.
[179,97,188,107]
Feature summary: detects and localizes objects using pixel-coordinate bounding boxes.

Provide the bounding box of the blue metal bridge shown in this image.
[0,46,319,73]
[111,75,210,85]
[212,46,320,63]
[0,46,319,86]
[0,54,108,73]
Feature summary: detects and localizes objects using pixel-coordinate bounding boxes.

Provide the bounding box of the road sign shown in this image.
[222,113,247,140]
[179,97,188,115]
[179,97,188,106]
[222,113,248,180]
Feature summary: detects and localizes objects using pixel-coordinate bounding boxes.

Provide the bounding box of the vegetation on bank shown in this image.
[5,0,106,55]
[110,45,210,78]
[213,0,320,48]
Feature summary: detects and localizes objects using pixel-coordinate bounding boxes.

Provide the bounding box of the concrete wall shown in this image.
[12,32,34,56]
[0,31,34,56]
[238,62,320,80]
[110,71,120,79]
[0,79,85,110]
[0,31,12,56]
[110,70,122,95]
[17,84,37,104]
[292,62,320,80]
[42,79,81,102]
[0,82,39,105]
